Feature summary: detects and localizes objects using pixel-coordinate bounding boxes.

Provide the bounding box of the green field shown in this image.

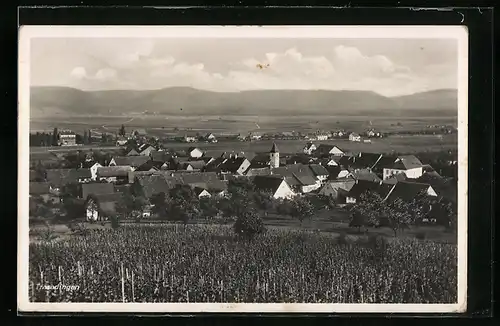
[30,114,457,135]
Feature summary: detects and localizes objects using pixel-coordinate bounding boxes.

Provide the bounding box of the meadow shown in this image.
[29,224,457,303]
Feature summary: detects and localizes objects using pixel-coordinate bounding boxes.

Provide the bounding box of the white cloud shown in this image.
[67,45,456,96]
[70,67,87,79]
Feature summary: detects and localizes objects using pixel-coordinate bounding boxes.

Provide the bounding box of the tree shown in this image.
[52,127,59,146]
[385,198,414,237]
[168,184,201,226]
[117,191,148,219]
[253,190,274,210]
[60,182,81,200]
[87,129,92,144]
[83,130,88,145]
[290,196,314,226]
[150,192,170,219]
[233,210,265,240]
[348,191,385,232]
[119,124,126,137]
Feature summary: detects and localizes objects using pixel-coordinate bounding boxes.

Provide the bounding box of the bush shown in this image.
[337,232,348,245]
[233,212,266,240]
[367,234,388,260]
[415,231,426,240]
[110,215,120,229]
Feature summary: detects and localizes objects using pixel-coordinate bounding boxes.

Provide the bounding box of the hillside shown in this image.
[30,86,458,117]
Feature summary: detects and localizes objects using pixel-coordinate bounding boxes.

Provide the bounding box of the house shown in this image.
[315,133,329,141]
[188,147,204,159]
[382,173,408,185]
[194,187,211,198]
[85,193,121,221]
[109,156,150,169]
[303,142,317,155]
[178,160,206,171]
[96,166,133,183]
[116,137,128,146]
[134,174,173,199]
[135,161,166,172]
[184,134,197,143]
[345,180,394,204]
[73,168,92,183]
[81,182,115,199]
[350,152,383,170]
[244,167,272,177]
[252,175,295,199]
[204,133,218,143]
[366,130,382,138]
[125,148,140,156]
[137,144,156,156]
[45,168,92,189]
[83,162,103,181]
[349,133,362,142]
[270,163,322,193]
[171,171,228,196]
[248,132,262,141]
[315,144,344,157]
[382,155,424,180]
[384,181,438,203]
[131,129,147,138]
[206,157,251,175]
[58,130,77,146]
[347,169,382,183]
[308,164,330,183]
[318,178,356,199]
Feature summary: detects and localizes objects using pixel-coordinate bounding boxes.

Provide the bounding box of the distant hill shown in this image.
[30,86,458,117]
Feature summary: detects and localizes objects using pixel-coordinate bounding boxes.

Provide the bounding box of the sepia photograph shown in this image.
[18,25,468,313]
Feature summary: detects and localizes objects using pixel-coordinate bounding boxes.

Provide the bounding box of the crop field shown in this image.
[29,224,457,303]
[30,115,457,135]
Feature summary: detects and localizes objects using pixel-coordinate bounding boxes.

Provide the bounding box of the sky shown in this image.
[30,37,458,97]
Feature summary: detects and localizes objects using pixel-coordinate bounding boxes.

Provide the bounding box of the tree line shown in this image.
[348,190,457,237]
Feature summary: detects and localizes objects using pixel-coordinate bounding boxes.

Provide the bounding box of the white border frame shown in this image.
[18,25,468,314]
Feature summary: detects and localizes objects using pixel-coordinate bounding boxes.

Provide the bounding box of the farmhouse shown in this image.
[346,169,382,183]
[184,134,197,143]
[125,148,140,156]
[349,132,362,142]
[244,167,272,177]
[178,160,206,172]
[384,181,438,203]
[131,129,147,138]
[82,162,103,181]
[349,152,383,170]
[345,180,394,204]
[116,137,128,146]
[204,133,218,142]
[252,175,295,199]
[315,144,344,157]
[85,193,121,221]
[308,164,330,183]
[135,161,166,172]
[109,156,150,169]
[206,157,251,176]
[58,130,76,146]
[96,166,133,183]
[382,155,424,180]
[137,144,156,156]
[318,178,356,198]
[188,147,204,159]
[194,187,211,198]
[303,142,317,155]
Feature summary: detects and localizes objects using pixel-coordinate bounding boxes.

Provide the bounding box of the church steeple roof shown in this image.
[270,142,279,153]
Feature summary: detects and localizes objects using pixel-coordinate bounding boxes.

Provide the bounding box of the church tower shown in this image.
[269,142,280,168]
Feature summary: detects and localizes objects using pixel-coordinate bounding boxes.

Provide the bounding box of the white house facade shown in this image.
[273,180,296,199]
[383,167,424,180]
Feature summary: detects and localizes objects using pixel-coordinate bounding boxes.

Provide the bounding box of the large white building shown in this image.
[58,130,76,146]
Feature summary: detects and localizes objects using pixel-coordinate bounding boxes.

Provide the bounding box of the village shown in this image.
[29,126,458,231]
